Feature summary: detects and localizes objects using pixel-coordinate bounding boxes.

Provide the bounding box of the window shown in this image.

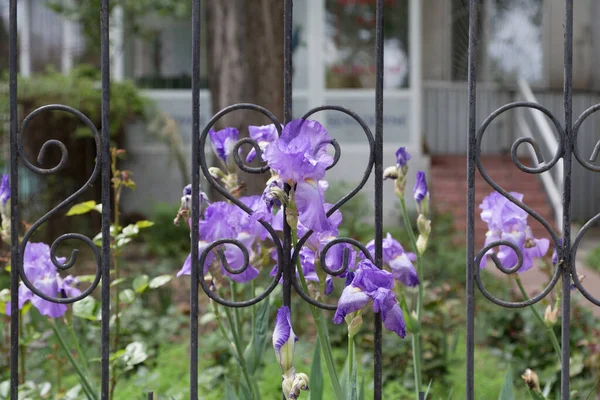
[325,0,410,89]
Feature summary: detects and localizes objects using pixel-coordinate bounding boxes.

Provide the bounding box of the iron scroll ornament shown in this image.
[473,101,565,309]
[195,103,376,310]
[16,105,102,304]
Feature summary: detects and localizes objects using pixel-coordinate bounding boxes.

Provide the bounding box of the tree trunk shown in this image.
[207,0,284,196]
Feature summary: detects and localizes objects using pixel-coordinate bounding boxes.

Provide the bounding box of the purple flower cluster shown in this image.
[260,119,334,232]
[479,191,549,273]
[272,306,298,372]
[177,195,271,283]
[367,233,419,287]
[202,132,418,340]
[333,259,406,338]
[6,242,81,318]
[0,174,9,208]
[209,127,239,163]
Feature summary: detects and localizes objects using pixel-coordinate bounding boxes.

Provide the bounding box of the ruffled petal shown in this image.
[333,285,370,324]
[295,180,330,233]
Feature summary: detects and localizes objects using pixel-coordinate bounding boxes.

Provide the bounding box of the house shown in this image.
[4,0,600,225]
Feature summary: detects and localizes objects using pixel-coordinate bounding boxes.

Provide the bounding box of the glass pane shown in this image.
[125,6,208,89]
[292,0,308,90]
[325,0,410,89]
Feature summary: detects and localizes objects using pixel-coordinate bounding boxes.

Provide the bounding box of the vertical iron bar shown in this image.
[191,0,201,399]
[9,0,19,398]
[100,0,111,398]
[282,3,293,399]
[282,0,293,311]
[465,0,478,399]
[373,1,384,399]
[561,1,573,398]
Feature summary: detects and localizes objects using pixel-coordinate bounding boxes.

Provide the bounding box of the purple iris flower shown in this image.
[246,124,279,163]
[263,119,334,232]
[333,259,406,338]
[209,127,239,162]
[478,192,549,273]
[552,239,562,265]
[6,242,81,318]
[413,171,428,204]
[177,200,261,283]
[273,306,298,372]
[261,178,285,214]
[180,184,210,211]
[396,147,411,168]
[0,174,9,206]
[366,233,419,287]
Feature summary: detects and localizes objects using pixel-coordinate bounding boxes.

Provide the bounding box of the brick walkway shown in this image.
[431,155,600,316]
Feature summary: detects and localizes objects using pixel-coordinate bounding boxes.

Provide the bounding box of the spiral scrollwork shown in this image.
[17,105,102,304]
[197,103,285,307]
[197,238,283,308]
[288,106,375,310]
[474,239,561,308]
[573,103,600,172]
[476,101,563,245]
[473,101,566,307]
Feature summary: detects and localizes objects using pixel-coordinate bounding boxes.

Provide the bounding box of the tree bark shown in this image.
[207,0,284,196]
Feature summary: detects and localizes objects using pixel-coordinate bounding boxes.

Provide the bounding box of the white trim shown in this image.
[516,79,563,232]
[410,0,423,150]
[324,89,413,98]
[110,5,125,82]
[18,0,32,77]
[61,0,75,74]
[306,0,325,109]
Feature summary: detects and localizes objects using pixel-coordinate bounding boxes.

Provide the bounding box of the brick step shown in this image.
[431,155,557,244]
[434,193,550,208]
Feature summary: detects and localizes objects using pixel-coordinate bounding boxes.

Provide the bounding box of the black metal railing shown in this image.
[7,0,598,399]
[466,1,600,399]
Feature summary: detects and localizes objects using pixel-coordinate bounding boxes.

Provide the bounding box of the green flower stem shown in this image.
[19,310,25,384]
[224,306,261,400]
[48,319,98,400]
[230,282,244,343]
[251,280,256,332]
[398,196,423,398]
[66,317,91,382]
[292,228,344,400]
[348,334,357,400]
[515,276,562,363]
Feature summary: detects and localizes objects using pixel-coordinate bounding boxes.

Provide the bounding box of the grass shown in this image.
[113,330,528,400]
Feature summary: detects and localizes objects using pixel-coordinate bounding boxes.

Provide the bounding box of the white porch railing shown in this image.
[516,79,564,232]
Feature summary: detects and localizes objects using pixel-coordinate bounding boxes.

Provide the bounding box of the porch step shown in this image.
[430,155,557,248]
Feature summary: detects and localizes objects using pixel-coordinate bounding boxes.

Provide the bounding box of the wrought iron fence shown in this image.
[466,1,600,399]
[6,0,597,399]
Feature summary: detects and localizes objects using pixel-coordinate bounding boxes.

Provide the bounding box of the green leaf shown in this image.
[110,277,127,287]
[528,391,546,400]
[149,275,172,289]
[92,232,103,247]
[119,289,136,304]
[73,297,98,321]
[244,298,270,374]
[199,312,216,325]
[358,376,365,400]
[224,379,239,400]
[121,224,140,237]
[425,380,433,399]
[309,337,323,400]
[132,275,149,293]
[66,201,99,216]
[498,366,514,400]
[135,220,154,229]
[122,342,148,369]
[109,349,126,362]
